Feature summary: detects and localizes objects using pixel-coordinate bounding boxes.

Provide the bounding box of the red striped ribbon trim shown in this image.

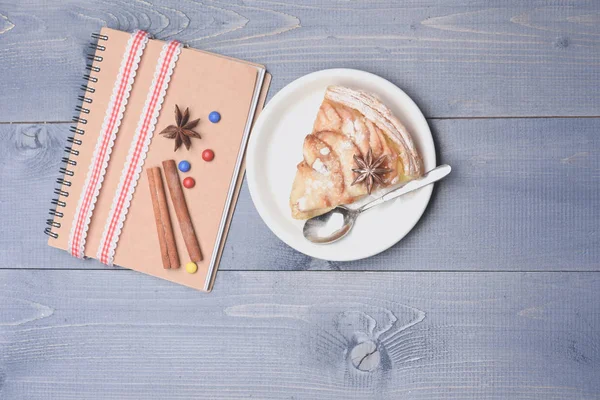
[68,30,149,258]
[97,40,182,265]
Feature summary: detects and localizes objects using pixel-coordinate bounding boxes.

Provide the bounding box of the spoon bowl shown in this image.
[302,207,358,244]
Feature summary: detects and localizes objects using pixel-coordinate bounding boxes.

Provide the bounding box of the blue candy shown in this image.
[209,111,221,123]
[178,160,191,173]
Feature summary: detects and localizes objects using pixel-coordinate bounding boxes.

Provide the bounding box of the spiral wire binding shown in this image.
[45,32,108,239]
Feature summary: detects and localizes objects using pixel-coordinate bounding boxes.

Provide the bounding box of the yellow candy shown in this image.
[185,262,198,274]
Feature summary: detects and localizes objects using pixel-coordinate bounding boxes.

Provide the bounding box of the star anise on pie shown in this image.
[351,149,393,194]
[159,105,201,151]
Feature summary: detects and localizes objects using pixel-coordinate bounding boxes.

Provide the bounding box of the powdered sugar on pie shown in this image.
[290,86,423,219]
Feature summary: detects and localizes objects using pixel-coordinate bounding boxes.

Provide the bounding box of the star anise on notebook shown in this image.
[351,149,393,194]
[159,105,201,151]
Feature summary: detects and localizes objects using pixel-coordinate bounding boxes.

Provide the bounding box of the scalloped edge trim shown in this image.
[97,40,182,265]
[68,30,149,259]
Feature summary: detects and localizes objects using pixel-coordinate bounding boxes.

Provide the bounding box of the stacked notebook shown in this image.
[45,27,270,291]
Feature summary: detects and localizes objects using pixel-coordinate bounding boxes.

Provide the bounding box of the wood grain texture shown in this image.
[0,270,598,399]
[1,1,600,121]
[4,118,598,271]
[2,1,599,397]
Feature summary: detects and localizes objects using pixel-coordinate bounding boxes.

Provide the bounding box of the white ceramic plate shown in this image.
[247,69,436,261]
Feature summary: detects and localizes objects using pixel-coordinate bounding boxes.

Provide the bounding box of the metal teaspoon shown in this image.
[303,164,451,244]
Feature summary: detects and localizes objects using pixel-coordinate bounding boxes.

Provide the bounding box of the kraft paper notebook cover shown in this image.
[46,28,270,291]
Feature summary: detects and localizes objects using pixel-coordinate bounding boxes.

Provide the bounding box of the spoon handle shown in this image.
[358,164,452,213]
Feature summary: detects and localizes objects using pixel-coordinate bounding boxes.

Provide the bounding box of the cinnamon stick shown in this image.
[162,160,203,262]
[147,167,180,269]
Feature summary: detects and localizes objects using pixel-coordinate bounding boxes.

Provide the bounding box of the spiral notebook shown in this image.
[45,28,270,292]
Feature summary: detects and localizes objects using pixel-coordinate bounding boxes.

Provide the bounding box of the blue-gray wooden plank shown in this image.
[0,1,599,121]
[2,118,598,271]
[1,1,599,398]
[0,270,598,399]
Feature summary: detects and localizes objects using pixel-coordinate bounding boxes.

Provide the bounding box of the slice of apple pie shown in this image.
[290,85,423,219]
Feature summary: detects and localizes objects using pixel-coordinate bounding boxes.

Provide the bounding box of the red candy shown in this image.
[202,149,214,162]
[182,177,195,189]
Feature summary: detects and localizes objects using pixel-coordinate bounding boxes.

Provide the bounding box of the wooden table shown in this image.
[1,1,599,398]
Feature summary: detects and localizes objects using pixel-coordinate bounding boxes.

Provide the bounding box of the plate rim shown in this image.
[246,68,435,262]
